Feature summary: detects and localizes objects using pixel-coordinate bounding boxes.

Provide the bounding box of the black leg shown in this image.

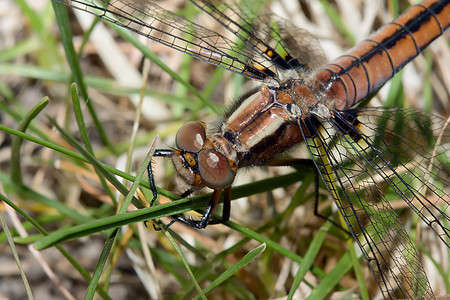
[221,187,231,222]
[173,189,222,229]
[304,162,349,234]
[148,149,174,206]
[147,161,159,207]
[181,188,194,198]
[198,189,222,228]
[206,186,231,225]
[155,187,230,230]
[156,189,222,229]
[147,149,175,230]
[311,169,348,233]
[175,186,232,228]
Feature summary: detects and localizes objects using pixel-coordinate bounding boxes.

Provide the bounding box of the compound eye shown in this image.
[175,121,206,153]
[198,150,235,189]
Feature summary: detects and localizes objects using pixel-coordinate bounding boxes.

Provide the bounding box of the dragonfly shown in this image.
[54,0,449,298]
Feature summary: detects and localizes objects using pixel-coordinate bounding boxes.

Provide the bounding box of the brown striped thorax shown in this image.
[170,80,334,190]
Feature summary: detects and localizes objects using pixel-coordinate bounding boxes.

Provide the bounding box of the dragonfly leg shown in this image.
[312,171,349,235]
[152,188,230,230]
[265,158,314,168]
[169,189,224,229]
[207,186,231,225]
[147,149,177,230]
[172,186,232,229]
[180,188,194,198]
[148,149,174,206]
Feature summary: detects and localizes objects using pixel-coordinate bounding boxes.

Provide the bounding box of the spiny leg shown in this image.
[206,186,231,225]
[154,187,231,229]
[147,149,177,230]
[148,149,174,206]
[171,189,223,229]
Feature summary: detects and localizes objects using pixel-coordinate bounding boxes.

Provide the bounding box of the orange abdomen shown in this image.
[314,0,449,110]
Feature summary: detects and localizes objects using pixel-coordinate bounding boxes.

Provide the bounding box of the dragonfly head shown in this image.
[171,121,236,190]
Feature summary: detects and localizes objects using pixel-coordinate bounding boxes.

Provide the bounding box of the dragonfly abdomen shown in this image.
[314,0,449,110]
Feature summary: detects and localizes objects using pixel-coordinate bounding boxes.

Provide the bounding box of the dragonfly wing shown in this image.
[302,107,449,298]
[57,0,277,80]
[191,0,326,74]
[57,0,326,82]
[347,108,450,244]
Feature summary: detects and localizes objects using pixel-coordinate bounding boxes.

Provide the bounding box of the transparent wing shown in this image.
[190,0,326,73]
[54,0,325,81]
[302,107,449,298]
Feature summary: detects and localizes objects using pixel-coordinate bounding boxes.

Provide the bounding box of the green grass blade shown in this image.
[108,19,219,115]
[34,169,312,250]
[164,229,206,300]
[0,193,111,299]
[47,117,143,209]
[84,228,119,300]
[0,198,34,299]
[197,243,266,298]
[0,171,92,224]
[70,83,116,204]
[288,221,332,299]
[347,238,369,300]
[226,221,327,279]
[305,251,353,300]
[51,0,117,154]
[318,0,355,46]
[10,96,50,185]
[34,199,206,249]
[117,138,159,214]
